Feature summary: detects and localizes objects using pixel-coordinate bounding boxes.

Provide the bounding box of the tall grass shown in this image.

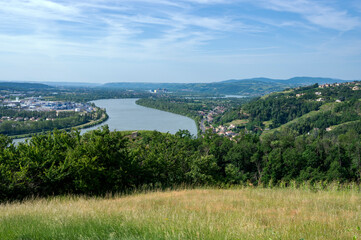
[1,187,361,239]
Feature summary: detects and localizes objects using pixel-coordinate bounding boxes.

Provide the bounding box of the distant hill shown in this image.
[101,82,183,90]
[266,77,344,86]
[0,82,53,90]
[102,77,353,96]
[43,82,102,88]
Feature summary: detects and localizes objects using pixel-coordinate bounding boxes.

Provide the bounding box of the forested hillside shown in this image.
[231,82,361,135]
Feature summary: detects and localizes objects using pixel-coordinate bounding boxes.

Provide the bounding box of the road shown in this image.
[200,118,206,133]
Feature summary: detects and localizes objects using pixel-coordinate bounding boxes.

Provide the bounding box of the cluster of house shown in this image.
[201,123,238,138]
[295,81,360,103]
[0,96,94,113]
[318,83,341,88]
[318,81,360,90]
[315,81,360,102]
[213,124,237,137]
[199,106,226,123]
[198,106,240,138]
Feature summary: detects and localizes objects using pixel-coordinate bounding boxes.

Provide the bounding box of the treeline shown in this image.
[50,89,152,102]
[136,98,204,119]
[0,108,76,119]
[1,126,360,201]
[136,97,250,130]
[0,82,52,91]
[0,108,105,136]
[136,97,204,135]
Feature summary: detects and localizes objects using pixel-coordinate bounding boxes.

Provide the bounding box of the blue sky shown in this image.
[0,0,360,83]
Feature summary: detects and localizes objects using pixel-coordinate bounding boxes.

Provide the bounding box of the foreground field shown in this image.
[1,188,361,239]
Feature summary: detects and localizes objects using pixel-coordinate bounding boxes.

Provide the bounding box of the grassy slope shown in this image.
[261,102,336,137]
[331,119,361,130]
[1,188,361,239]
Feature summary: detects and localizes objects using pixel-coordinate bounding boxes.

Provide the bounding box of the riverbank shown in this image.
[88,98,197,136]
[8,109,108,140]
[135,99,202,136]
[1,187,360,239]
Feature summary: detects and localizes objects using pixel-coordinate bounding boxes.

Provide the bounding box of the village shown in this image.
[198,105,239,138]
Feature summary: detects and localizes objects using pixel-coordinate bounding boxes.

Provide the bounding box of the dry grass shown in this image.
[1,188,361,239]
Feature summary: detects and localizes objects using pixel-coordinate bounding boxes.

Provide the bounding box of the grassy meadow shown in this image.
[1,187,361,239]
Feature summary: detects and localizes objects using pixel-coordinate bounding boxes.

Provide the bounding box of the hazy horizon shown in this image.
[0,0,360,83]
[1,76,358,85]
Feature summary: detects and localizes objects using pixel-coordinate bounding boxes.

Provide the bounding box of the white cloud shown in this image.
[0,0,79,22]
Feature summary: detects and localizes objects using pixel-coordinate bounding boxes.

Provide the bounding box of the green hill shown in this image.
[0,82,53,90]
[224,81,361,136]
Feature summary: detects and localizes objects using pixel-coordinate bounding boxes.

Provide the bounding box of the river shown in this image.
[13,98,198,144]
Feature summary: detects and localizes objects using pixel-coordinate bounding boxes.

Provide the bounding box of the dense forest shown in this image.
[0,125,360,201]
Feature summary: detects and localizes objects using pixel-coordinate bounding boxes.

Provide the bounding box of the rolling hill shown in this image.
[101,77,352,96]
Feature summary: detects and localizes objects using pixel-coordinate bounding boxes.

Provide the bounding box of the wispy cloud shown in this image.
[0,0,360,82]
[183,0,232,4]
[0,0,80,22]
[256,0,360,31]
[0,0,253,60]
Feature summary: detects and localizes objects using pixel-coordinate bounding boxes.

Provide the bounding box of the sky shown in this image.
[0,0,360,83]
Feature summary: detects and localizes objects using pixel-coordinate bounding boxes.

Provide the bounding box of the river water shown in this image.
[13,98,198,144]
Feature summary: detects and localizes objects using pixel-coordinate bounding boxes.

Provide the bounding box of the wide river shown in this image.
[13,98,198,144]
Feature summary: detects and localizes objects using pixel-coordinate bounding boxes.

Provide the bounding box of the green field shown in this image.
[1,187,361,239]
